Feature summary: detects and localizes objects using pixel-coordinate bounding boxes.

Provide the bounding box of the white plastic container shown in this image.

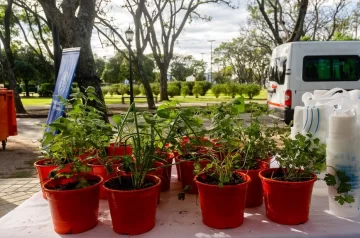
[326,137,360,218]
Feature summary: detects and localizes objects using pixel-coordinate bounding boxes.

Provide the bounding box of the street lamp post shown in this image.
[125,27,134,105]
[208,40,215,83]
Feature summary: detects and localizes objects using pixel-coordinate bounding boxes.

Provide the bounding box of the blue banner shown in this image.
[45,48,80,127]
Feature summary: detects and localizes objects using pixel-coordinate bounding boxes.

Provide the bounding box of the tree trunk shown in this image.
[134,54,155,109]
[5,60,26,113]
[0,0,26,113]
[38,0,108,121]
[159,66,169,101]
[72,37,109,122]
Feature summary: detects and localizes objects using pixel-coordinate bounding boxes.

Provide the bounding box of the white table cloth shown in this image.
[1,172,360,238]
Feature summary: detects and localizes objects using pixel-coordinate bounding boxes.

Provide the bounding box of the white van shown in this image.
[266,41,360,124]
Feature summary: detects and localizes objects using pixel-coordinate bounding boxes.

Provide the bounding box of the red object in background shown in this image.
[238,157,271,207]
[106,143,132,156]
[284,90,292,108]
[0,89,9,141]
[34,159,73,199]
[44,174,102,234]
[88,158,121,199]
[6,90,17,136]
[177,156,210,194]
[195,172,250,229]
[259,168,316,225]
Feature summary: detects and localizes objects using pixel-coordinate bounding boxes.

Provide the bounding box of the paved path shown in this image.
[0,178,40,217]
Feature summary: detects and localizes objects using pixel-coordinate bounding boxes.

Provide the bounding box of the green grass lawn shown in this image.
[21,90,268,106]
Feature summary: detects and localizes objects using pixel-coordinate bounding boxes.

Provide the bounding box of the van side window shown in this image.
[268,57,287,85]
[303,56,360,81]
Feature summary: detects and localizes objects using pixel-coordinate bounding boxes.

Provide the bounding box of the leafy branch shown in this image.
[324,166,355,205]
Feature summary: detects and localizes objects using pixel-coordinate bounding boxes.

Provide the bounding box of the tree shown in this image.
[246,0,352,53]
[142,0,233,101]
[14,47,54,96]
[94,0,156,109]
[170,54,207,82]
[214,37,269,85]
[170,55,193,81]
[101,53,125,83]
[37,0,108,120]
[0,0,26,113]
[94,55,106,78]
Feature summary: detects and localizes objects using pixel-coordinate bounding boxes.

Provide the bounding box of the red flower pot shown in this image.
[106,143,132,156]
[238,158,271,208]
[154,152,174,191]
[78,149,97,161]
[238,168,264,207]
[177,155,211,194]
[259,168,317,225]
[44,174,102,234]
[195,172,251,229]
[104,175,161,235]
[34,159,72,199]
[88,158,120,199]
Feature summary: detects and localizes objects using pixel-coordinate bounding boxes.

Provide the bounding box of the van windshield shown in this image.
[303,55,360,81]
[268,57,287,85]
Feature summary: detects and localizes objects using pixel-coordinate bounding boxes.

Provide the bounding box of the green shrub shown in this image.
[109,85,118,97]
[196,81,212,96]
[133,85,141,96]
[181,81,194,96]
[150,83,160,96]
[101,86,110,96]
[192,83,203,98]
[167,84,180,97]
[169,81,182,89]
[115,84,129,96]
[244,84,261,99]
[181,85,190,98]
[211,84,225,98]
[38,83,55,97]
[225,82,239,98]
[21,84,38,93]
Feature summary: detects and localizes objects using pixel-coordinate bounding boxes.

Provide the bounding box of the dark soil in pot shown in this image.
[104,176,156,190]
[197,173,245,185]
[47,180,99,191]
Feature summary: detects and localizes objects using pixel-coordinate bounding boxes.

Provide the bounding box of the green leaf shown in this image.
[157,109,170,118]
[336,170,350,183]
[113,114,122,125]
[324,174,336,186]
[337,182,352,194]
[335,195,346,205]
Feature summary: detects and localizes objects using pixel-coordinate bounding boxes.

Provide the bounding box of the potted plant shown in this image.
[40,87,105,234]
[259,133,354,225]
[107,112,133,156]
[86,110,129,199]
[103,103,182,235]
[235,113,283,208]
[194,150,251,229]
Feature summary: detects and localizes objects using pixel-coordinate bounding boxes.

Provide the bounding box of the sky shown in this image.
[91,0,248,69]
